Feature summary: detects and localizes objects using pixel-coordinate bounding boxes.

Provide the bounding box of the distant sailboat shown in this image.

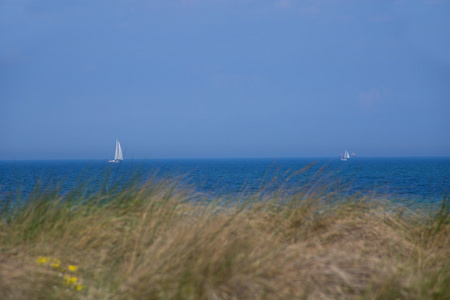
[109,139,123,163]
[341,150,350,161]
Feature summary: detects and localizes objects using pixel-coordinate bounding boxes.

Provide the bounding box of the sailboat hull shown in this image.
[109,159,122,163]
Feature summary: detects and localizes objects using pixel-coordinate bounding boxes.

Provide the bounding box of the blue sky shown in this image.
[1,0,449,159]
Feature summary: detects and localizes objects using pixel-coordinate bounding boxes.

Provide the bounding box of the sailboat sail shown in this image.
[341,149,350,161]
[344,150,350,159]
[115,140,123,161]
[109,139,123,163]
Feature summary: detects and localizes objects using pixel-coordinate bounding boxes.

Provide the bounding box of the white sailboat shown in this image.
[340,149,350,161]
[109,139,123,163]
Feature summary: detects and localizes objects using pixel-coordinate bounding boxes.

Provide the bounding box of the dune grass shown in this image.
[0,173,448,299]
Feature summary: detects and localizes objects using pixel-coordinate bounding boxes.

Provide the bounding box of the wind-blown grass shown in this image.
[0,172,448,299]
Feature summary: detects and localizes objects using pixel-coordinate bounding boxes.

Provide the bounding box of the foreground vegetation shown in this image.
[0,174,449,300]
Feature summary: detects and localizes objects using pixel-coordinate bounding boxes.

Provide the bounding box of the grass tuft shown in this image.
[0,173,448,299]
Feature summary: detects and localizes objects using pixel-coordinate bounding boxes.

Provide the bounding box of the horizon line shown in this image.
[1,155,450,162]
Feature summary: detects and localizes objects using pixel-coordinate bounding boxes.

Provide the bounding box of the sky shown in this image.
[1,0,449,160]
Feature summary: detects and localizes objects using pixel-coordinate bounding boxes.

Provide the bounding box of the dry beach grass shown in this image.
[0,174,448,299]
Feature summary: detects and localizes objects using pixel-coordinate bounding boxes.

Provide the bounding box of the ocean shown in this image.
[1,157,449,207]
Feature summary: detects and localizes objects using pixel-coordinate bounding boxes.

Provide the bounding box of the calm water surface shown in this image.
[1,157,449,206]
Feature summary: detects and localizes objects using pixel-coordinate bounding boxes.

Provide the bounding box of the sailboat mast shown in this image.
[114,139,119,160]
[117,140,123,161]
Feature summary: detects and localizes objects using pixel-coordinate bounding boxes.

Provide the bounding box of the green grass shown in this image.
[0,174,448,299]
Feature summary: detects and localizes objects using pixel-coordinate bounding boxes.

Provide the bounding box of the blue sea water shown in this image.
[0,157,449,206]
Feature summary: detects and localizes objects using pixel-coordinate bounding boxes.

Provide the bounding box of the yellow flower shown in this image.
[37,256,49,265]
[65,275,77,285]
[76,284,85,291]
[68,265,78,272]
[51,258,61,268]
